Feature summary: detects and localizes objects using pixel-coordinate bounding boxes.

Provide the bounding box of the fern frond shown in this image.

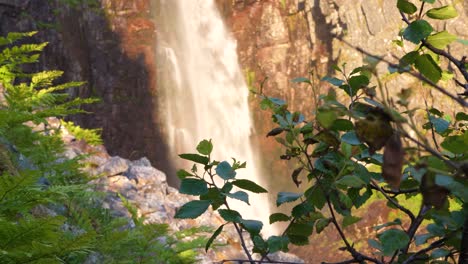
[0,32,37,46]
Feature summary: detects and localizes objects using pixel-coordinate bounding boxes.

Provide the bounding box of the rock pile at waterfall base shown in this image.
[61,130,303,263]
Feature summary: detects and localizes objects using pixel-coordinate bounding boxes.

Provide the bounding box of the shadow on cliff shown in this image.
[0,0,178,186]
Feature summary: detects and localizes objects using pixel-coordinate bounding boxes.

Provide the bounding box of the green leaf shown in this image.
[426,5,458,20]
[196,139,213,155]
[226,191,249,205]
[456,112,468,121]
[288,222,314,236]
[429,116,450,134]
[322,76,344,86]
[307,187,326,210]
[414,54,442,83]
[240,219,263,234]
[431,248,451,258]
[435,174,468,201]
[179,153,209,165]
[175,200,211,219]
[200,188,224,210]
[276,192,302,206]
[415,233,433,246]
[205,224,224,252]
[267,236,289,253]
[216,161,236,180]
[179,178,208,195]
[176,169,193,179]
[403,20,433,44]
[331,119,354,131]
[348,75,369,96]
[252,235,267,254]
[218,209,242,223]
[291,77,311,84]
[316,218,331,234]
[317,109,337,129]
[368,239,383,251]
[441,131,468,154]
[457,39,468,45]
[397,0,417,14]
[231,179,267,193]
[378,229,410,256]
[267,127,284,137]
[341,131,362,145]
[426,31,457,49]
[336,175,366,188]
[270,213,290,224]
[342,215,362,228]
[422,0,435,3]
[373,219,402,231]
[288,235,309,245]
[292,202,314,218]
[399,51,420,67]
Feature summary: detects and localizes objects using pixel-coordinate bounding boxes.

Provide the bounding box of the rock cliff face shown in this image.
[0,0,178,185]
[214,0,467,189]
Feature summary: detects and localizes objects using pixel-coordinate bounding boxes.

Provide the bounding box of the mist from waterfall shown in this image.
[156,0,274,236]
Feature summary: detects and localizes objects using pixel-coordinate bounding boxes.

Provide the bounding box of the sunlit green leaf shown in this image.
[342,215,362,228]
[426,31,457,49]
[426,5,458,20]
[317,109,337,129]
[196,139,213,155]
[397,0,417,14]
[414,54,442,83]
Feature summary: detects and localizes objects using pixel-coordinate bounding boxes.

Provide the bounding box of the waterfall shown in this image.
[156,1,274,236]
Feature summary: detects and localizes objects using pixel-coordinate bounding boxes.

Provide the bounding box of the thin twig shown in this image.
[404,205,430,254]
[402,237,447,264]
[217,259,303,264]
[368,186,419,196]
[424,99,440,150]
[370,180,416,222]
[326,199,383,264]
[403,132,460,170]
[321,259,360,264]
[335,37,468,108]
[399,10,468,87]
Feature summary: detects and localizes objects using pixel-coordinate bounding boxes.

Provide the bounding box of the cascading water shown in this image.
[156,0,274,236]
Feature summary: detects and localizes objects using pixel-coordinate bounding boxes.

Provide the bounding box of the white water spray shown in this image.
[156,1,274,236]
